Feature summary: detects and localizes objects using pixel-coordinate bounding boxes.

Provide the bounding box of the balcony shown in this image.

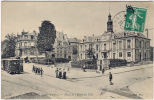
[16,46,36,49]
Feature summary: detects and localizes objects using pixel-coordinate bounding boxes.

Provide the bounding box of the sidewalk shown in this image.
[24,63,153,80]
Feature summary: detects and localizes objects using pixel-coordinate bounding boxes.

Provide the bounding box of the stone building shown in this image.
[15,30,38,59]
[67,38,80,62]
[54,31,80,61]
[54,31,69,59]
[78,13,151,70]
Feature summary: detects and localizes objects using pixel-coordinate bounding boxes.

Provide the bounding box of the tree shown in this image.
[2,33,17,58]
[37,20,56,53]
[85,47,97,69]
[85,47,96,60]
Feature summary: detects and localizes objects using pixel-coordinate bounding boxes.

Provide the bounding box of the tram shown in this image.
[2,58,23,74]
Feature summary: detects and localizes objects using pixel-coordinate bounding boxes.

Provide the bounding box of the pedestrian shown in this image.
[35,67,38,74]
[109,72,113,85]
[55,68,59,78]
[83,64,86,72]
[67,67,69,71]
[58,68,62,79]
[32,65,35,72]
[102,68,105,74]
[38,68,40,75]
[62,69,67,79]
[40,68,43,77]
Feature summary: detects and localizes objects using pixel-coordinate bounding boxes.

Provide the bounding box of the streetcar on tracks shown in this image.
[1,58,24,74]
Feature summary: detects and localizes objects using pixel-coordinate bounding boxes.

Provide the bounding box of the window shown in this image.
[146,41,150,48]
[81,54,82,59]
[113,53,116,59]
[119,41,122,49]
[104,43,106,50]
[139,41,142,48]
[96,53,98,59]
[127,52,131,57]
[24,50,27,55]
[89,44,92,49]
[25,35,28,39]
[113,42,116,50]
[96,45,99,51]
[31,50,34,55]
[127,40,131,48]
[31,36,34,40]
[24,42,27,47]
[119,52,122,57]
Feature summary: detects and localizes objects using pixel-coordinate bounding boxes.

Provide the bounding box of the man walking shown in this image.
[109,72,113,85]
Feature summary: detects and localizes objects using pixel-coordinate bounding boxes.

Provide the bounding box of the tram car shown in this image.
[2,59,23,74]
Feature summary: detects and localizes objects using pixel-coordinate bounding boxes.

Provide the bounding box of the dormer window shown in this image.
[31,35,34,40]
[124,32,126,36]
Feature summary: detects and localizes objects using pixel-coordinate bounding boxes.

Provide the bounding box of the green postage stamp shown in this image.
[124,6,147,32]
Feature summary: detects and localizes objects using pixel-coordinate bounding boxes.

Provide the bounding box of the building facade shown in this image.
[54,32,80,61]
[54,31,69,59]
[78,14,151,70]
[15,30,38,59]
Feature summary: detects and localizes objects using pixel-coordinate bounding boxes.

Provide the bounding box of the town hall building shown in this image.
[78,13,150,70]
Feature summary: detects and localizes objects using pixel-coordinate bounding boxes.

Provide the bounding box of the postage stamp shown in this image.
[124,6,147,32]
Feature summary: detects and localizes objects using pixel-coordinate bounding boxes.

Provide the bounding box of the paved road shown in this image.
[1,63,153,99]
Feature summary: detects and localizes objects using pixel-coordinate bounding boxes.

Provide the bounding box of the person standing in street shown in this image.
[59,68,62,79]
[62,69,67,79]
[40,68,43,77]
[83,64,86,72]
[55,68,59,78]
[109,72,113,85]
[102,68,105,74]
[35,67,38,74]
[32,65,35,72]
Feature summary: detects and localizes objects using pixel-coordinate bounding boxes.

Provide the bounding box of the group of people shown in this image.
[32,65,44,77]
[55,68,67,79]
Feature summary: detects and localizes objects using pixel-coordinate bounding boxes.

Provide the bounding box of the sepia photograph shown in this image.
[1,1,154,99]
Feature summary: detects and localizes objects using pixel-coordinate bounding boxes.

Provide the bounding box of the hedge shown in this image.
[108,59,127,68]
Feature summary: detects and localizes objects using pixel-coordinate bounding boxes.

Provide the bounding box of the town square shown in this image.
[1,2,154,99]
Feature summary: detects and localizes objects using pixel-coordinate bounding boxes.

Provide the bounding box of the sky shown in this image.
[2,2,154,46]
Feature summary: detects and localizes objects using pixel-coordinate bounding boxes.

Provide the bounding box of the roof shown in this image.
[113,31,149,39]
[68,38,80,43]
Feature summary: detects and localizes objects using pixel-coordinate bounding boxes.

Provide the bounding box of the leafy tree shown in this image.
[2,33,17,58]
[37,20,56,53]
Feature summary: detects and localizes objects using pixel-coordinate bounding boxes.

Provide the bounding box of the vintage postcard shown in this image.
[1,1,154,99]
